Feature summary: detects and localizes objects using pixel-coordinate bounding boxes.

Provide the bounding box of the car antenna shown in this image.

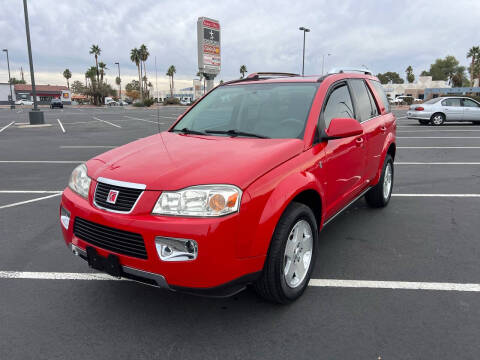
[155,55,160,133]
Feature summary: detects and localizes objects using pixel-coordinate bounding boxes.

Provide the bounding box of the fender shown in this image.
[236,166,325,259]
[372,133,396,185]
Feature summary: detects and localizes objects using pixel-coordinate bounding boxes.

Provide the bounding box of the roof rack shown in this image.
[221,72,300,86]
[328,67,373,76]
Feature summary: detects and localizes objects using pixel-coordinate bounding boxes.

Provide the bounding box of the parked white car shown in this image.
[15,99,33,105]
[407,97,480,125]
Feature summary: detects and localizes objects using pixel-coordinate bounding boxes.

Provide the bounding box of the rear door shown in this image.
[441,98,463,121]
[320,81,367,219]
[462,98,480,121]
[349,79,385,181]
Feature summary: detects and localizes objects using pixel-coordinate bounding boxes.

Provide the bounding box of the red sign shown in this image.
[203,44,220,55]
[203,19,220,29]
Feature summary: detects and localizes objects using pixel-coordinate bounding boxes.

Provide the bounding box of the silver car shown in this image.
[406,97,480,125]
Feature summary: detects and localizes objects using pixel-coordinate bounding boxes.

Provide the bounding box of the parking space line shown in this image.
[397,146,480,149]
[396,162,480,165]
[0,190,62,194]
[59,145,116,149]
[396,116,407,119]
[392,194,480,197]
[93,116,121,128]
[1,272,479,292]
[398,136,480,139]
[149,114,178,119]
[0,160,81,163]
[124,115,158,124]
[57,119,66,133]
[0,121,15,133]
[0,193,61,210]
[398,130,480,133]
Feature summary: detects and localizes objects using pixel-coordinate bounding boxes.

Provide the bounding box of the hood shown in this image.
[88,132,304,190]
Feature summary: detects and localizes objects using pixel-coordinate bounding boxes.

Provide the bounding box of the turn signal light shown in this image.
[415,107,424,111]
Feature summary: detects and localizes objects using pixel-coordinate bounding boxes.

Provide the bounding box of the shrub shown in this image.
[143,98,155,107]
[132,102,144,107]
[164,97,180,105]
[404,97,414,105]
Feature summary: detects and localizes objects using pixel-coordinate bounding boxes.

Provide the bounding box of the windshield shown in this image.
[172,83,318,139]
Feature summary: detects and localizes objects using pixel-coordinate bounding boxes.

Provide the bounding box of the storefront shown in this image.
[14,84,71,105]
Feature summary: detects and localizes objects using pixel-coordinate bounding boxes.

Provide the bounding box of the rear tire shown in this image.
[365,154,394,208]
[418,120,430,125]
[473,121,480,125]
[253,202,318,304]
[431,113,445,126]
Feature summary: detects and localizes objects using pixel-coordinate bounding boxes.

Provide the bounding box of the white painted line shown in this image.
[308,279,480,292]
[93,116,121,128]
[396,162,480,165]
[1,272,480,292]
[392,194,480,197]
[398,146,480,149]
[0,190,62,194]
[398,136,480,139]
[150,114,177,119]
[57,118,65,133]
[396,116,407,119]
[0,121,15,133]
[60,145,116,149]
[0,193,61,210]
[398,129,480,133]
[0,160,81,164]
[124,115,157,124]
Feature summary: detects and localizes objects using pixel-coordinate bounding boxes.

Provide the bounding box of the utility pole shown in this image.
[299,27,310,76]
[22,0,44,124]
[322,53,331,75]
[2,49,15,109]
[115,62,121,105]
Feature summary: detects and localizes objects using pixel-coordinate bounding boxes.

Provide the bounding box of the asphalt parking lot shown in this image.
[0,106,479,359]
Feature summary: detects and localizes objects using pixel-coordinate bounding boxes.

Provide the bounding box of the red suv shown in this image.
[60,70,396,303]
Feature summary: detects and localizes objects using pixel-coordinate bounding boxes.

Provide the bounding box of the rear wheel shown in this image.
[473,121,480,125]
[431,113,445,126]
[365,154,394,208]
[418,120,430,125]
[254,202,318,304]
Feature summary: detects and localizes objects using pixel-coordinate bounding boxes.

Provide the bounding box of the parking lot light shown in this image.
[299,26,310,76]
[2,49,15,109]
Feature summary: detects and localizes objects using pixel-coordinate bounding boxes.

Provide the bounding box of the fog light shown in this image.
[60,207,70,230]
[155,236,198,262]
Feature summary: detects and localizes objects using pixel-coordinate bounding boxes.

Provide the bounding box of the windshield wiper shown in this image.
[172,127,207,135]
[204,129,270,139]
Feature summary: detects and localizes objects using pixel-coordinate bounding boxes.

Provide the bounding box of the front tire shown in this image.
[431,113,445,126]
[365,154,394,208]
[254,202,318,304]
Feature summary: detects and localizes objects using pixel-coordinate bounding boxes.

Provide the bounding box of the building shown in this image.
[14,84,71,105]
[383,76,450,100]
[0,83,14,105]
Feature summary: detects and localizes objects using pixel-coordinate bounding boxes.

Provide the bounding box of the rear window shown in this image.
[424,98,442,104]
[370,80,390,113]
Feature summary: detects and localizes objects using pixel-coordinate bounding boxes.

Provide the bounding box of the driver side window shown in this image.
[322,84,355,128]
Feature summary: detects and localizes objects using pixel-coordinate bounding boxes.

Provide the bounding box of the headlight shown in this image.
[68,164,91,198]
[152,185,242,217]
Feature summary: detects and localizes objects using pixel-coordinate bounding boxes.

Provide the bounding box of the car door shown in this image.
[442,98,463,121]
[349,79,385,182]
[462,98,480,121]
[319,81,367,219]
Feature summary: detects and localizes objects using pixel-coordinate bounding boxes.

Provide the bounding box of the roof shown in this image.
[14,84,68,92]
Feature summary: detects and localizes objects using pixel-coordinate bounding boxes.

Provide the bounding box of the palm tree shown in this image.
[139,44,149,94]
[467,46,480,86]
[166,65,176,96]
[405,65,414,83]
[85,66,97,104]
[89,44,101,84]
[130,48,143,101]
[240,65,247,78]
[98,62,108,84]
[63,68,72,89]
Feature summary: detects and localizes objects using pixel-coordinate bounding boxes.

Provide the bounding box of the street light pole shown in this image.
[322,53,331,75]
[2,49,15,109]
[22,0,44,124]
[115,62,121,105]
[299,27,310,76]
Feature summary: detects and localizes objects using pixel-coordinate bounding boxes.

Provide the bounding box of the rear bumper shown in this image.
[60,187,265,294]
[407,110,432,120]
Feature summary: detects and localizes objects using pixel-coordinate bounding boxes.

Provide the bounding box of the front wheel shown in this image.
[365,154,394,208]
[253,202,318,304]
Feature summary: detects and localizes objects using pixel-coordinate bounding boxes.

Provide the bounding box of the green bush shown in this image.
[143,98,155,107]
[164,97,180,105]
[132,102,144,107]
[404,97,414,105]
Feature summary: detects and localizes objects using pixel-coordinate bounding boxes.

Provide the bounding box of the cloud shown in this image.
[0,0,478,89]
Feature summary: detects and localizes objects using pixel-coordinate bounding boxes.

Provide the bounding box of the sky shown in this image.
[0,0,479,92]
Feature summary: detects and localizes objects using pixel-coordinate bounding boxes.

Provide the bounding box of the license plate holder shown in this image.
[86,246,122,278]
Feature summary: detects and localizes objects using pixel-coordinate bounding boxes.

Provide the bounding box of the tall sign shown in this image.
[197,17,220,91]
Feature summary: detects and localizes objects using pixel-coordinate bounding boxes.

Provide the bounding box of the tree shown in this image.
[9,77,26,85]
[424,56,463,85]
[376,72,404,84]
[115,76,121,86]
[130,48,143,101]
[89,44,101,84]
[71,80,85,94]
[63,69,72,89]
[98,62,108,83]
[467,46,480,86]
[420,70,430,76]
[125,80,140,92]
[139,44,149,95]
[240,65,247,78]
[405,66,415,83]
[166,65,176,96]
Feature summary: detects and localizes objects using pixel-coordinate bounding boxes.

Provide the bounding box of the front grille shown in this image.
[94,181,143,213]
[73,217,148,259]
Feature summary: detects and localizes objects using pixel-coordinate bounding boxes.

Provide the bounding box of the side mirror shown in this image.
[322,117,363,140]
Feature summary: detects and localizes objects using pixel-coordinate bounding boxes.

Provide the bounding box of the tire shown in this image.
[431,113,445,126]
[365,154,394,208]
[418,120,429,125]
[253,202,318,304]
[473,121,480,125]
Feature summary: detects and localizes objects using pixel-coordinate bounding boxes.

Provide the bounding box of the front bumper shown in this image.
[60,186,265,295]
